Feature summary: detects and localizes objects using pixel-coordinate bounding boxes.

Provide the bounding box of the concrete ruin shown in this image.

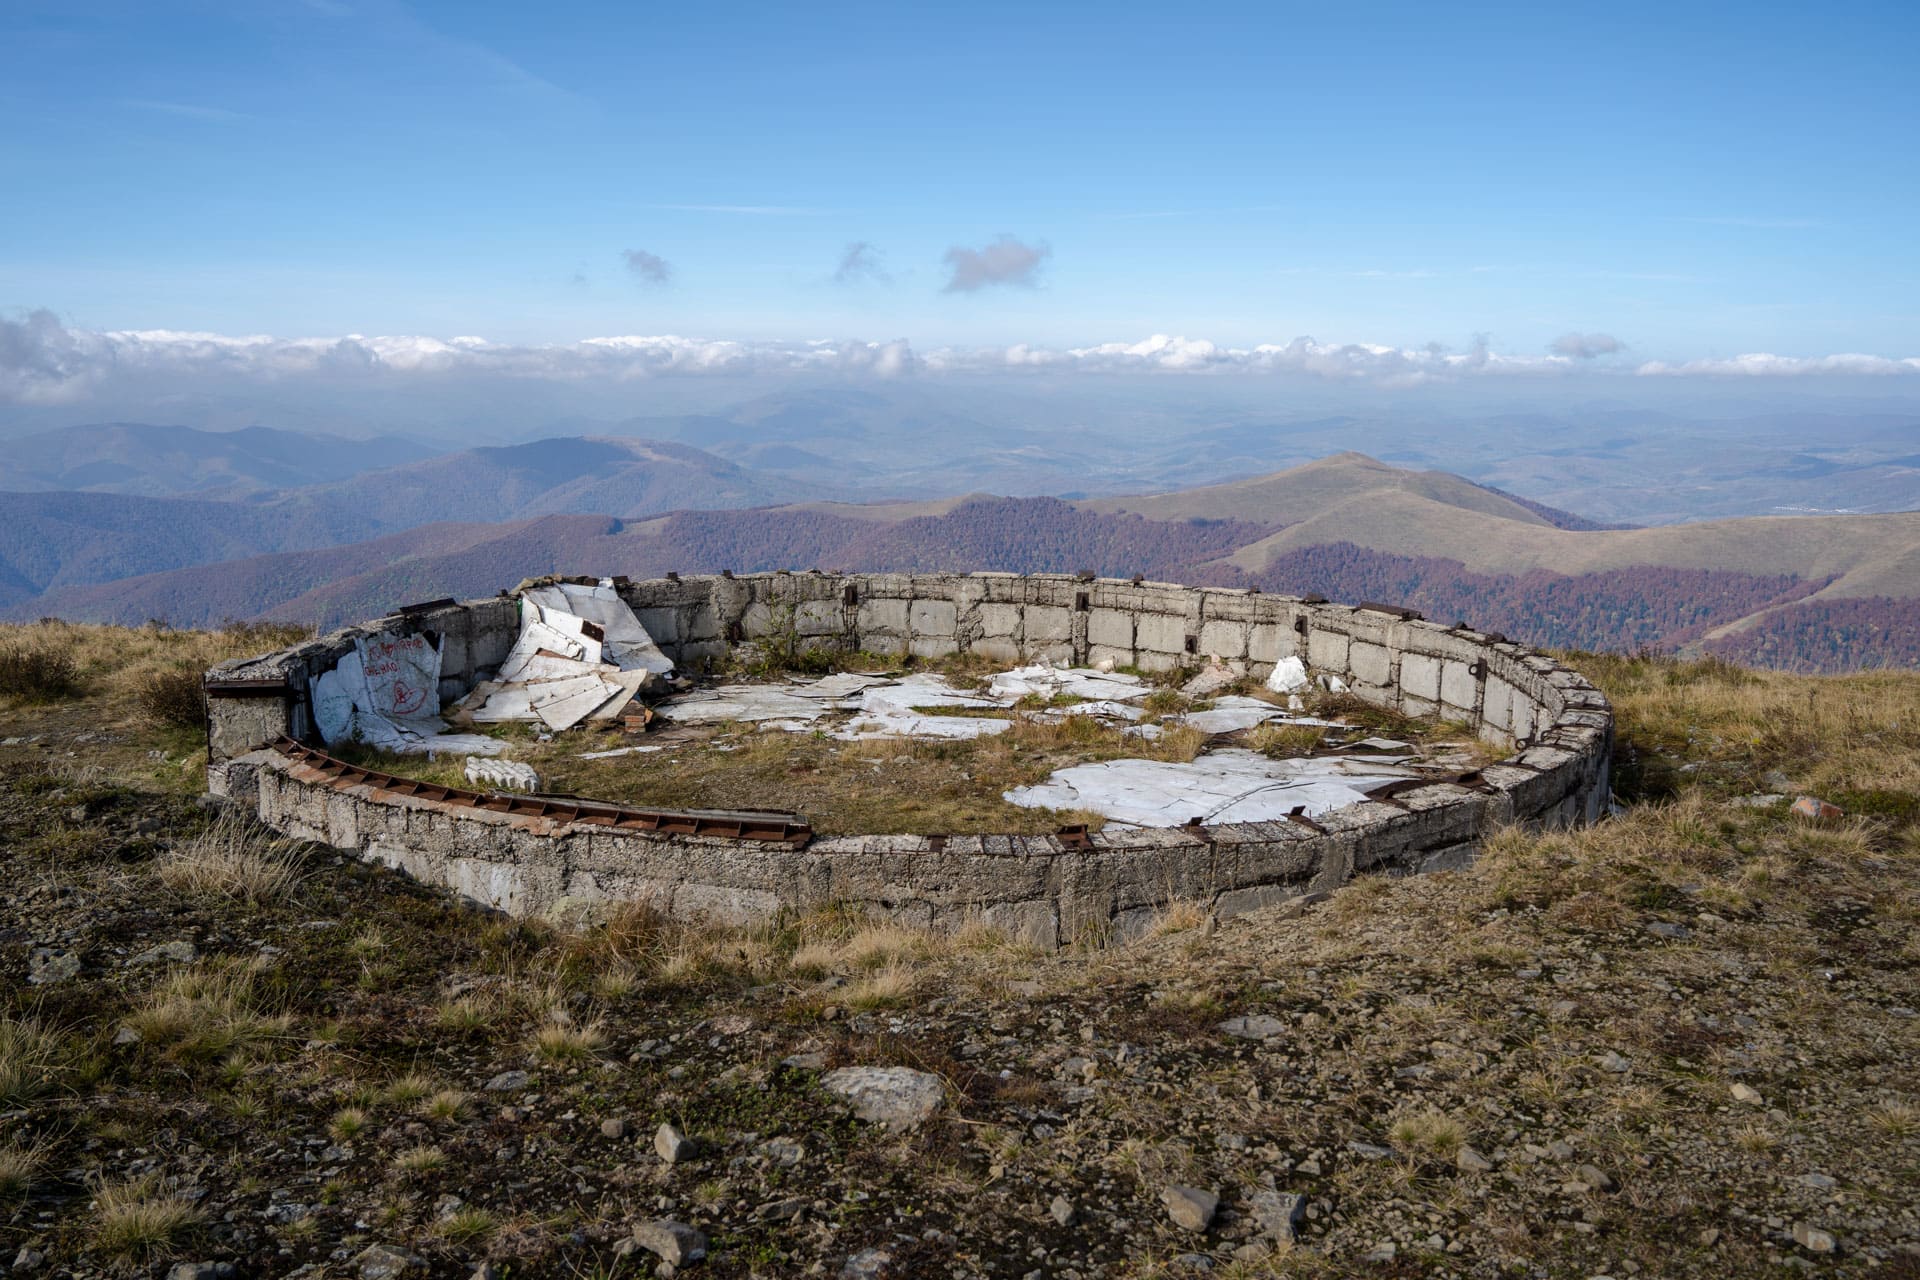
[204,572,1613,947]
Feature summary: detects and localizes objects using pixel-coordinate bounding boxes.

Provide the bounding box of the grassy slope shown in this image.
[1077,452,1558,528]
[0,624,1916,1277]
[1219,492,1920,599]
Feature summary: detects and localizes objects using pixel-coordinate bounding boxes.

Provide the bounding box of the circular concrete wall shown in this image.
[205,572,1612,946]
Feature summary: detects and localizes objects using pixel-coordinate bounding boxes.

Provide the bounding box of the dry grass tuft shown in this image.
[0,1142,45,1198]
[328,1106,370,1142]
[1147,899,1210,938]
[1389,1108,1468,1159]
[845,961,921,1010]
[123,958,291,1064]
[135,665,207,729]
[0,1015,63,1107]
[0,641,80,702]
[1867,1101,1919,1138]
[156,815,303,903]
[533,1016,607,1062]
[1247,721,1327,757]
[90,1175,203,1262]
[422,1088,470,1122]
[391,1144,447,1174]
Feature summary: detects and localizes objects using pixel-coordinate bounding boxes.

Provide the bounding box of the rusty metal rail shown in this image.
[271,737,813,845]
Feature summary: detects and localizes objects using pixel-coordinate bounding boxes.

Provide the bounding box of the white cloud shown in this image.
[3,309,1917,404]
[942,236,1049,292]
[1636,353,1920,377]
[622,249,672,286]
[1550,332,1626,359]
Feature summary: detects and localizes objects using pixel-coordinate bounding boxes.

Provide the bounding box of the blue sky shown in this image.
[2,0,1917,367]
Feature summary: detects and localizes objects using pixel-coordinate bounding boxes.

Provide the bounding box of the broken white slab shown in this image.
[661,684,840,724]
[1173,696,1343,736]
[495,613,592,683]
[1266,656,1310,694]
[1182,662,1238,697]
[987,664,1150,703]
[521,581,674,676]
[833,710,1014,740]
[1349,736,1413,752]
[1053,699,1147,722]
[466,758,539,791]
[579,744,665,760]
[829,674,1017,740]
[347,709,505,758]
[1004,749,1414,827]
[528,672,626,731]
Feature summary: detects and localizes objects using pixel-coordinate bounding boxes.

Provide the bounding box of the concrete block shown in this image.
[1087,608,1135,650]
[909,599,958,636]
[1400,651,1441,701]
[1024,605,1073,644]
[1440,659,1479,710]
[1308,628,1350,672]
[857,599,910,635]
[1198,619,1249,661]
[1135,611,1186,655]
[1350,641,1392,687]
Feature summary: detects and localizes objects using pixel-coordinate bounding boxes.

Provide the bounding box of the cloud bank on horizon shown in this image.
[4,309,1919,405]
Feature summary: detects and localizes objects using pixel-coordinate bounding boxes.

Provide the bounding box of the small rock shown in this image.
[131,940,199,966]
[1644,922,1690,941]
[1790,796,1844,822]
[1576,1163,1616,1192]
[1792,1223,1835,1254]
[1161,1185,1219,1232]
[1049,1195,1075,1226]
[756,1196,807,1221]
[1362,1243,1397,1263]
[1216,1014,1288,1041]
[600,1117,628,1140]
[1731,1083,1764,1105]
[1456,1146,1494,1173]
[782,1052,827,1070]
[484,1070,530,1092]
[632,1219,707,1266]
[1594,1051,1631,1074]
[820,1066,945,1130]
[113,1025,142,1046]
[1546,1139,1576,1161]
[354,1244,424,1279]
[1347,1140,1396,1160]
[165,1265,233,1280]
[1246,1188,1306,1240]
[1797,1173,1837,1190]
[470,1265,504,1280]
[26,948,79,986]
[12,1248,46,1272]
[840,1249,892,1279]
[655,1122,692,1164]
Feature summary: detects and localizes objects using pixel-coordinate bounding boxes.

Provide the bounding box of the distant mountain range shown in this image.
[12,444,1916,671]
[0,427,815,609]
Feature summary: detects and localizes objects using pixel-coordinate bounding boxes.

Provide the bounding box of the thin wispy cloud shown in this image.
[1550,332,1627,359]
[124,99,252,122]
[942,235,1049,293]
[622,249,672,286]
[1675,215,1824,230]
[833,242,889,285]
[651,204,834,216]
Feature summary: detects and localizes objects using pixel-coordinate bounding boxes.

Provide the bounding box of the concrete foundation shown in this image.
[205,573,1612,945]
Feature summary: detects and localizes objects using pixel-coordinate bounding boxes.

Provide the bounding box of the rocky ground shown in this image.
[1,630,1916,1278]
